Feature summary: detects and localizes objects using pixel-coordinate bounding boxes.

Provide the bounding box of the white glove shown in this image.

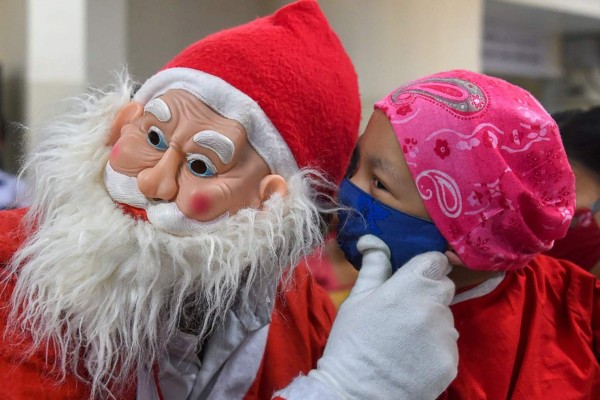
[279,235,458,400]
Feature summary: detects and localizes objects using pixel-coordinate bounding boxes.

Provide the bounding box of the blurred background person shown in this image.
[545,107,600,276]
[0,66,26,210]
[0,115,18,209]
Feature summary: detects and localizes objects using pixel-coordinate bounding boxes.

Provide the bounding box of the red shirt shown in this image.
[441,254,600,399]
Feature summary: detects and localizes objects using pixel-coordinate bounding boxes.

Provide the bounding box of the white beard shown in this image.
[7,74,330,399]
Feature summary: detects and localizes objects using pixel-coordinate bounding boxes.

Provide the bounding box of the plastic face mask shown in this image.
[336,179,447,272]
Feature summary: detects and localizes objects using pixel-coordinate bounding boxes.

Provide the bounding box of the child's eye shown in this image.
[187,154,217,177]
[147,126,169,151]
[373,178,389,192]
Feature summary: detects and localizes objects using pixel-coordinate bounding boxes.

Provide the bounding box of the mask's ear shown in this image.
[258,174,288,208]
[107,102,144,146]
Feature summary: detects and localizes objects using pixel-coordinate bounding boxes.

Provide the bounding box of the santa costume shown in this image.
[0,1,361,399]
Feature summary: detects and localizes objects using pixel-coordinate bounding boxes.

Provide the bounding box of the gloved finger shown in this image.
[356,234,391,259]
[420,256,456,305]
[404,251,451,280]
[383,251,455,304]
[432,275,456,306]
[349,235,392,295]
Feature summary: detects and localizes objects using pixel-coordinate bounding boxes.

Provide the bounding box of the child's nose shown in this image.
[137,143,184,201]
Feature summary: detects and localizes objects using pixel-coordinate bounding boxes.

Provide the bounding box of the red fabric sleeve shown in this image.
[0,209,137,399]
[0,209,90,399]
[593,279,600,360]
[0,208,28,266]
[0,276,94,399]
[244,263,336,400]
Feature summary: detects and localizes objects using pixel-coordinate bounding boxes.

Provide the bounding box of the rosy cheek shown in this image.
[109,143,120,162]
[190,193,213,215]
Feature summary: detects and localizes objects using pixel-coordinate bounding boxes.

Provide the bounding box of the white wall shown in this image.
[26,0,87,122]
[87,0,128,88]
[325,0,483,128]
[126,0,264,82]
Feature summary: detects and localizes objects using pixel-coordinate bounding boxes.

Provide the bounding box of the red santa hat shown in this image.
[133,0,360,184]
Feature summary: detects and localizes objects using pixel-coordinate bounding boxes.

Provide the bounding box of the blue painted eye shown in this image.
[147,126,168,151]
[187,155,217,177]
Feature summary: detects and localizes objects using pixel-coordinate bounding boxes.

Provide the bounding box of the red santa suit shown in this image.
[441,254,600,399]
[0,2,361,399]
[0,208,336,399]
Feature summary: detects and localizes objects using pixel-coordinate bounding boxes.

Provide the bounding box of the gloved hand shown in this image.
[277,234,458,399]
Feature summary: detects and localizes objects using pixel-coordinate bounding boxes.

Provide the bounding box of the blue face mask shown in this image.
[336,179,447,273]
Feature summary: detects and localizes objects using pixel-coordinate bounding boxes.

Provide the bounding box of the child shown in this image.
[336,69,600,398]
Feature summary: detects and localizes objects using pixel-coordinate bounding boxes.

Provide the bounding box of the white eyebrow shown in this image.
[144,98,171,122]
[193,130,235,164]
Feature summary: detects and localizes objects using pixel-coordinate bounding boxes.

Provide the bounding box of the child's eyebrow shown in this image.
[368,154,405,185]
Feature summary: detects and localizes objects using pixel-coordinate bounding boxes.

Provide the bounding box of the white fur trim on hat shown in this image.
[133,67,299,179]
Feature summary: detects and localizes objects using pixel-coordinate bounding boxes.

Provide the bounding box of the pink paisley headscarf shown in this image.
[375,70,575,271]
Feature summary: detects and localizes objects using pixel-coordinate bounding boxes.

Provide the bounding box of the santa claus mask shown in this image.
[105,89,287,235]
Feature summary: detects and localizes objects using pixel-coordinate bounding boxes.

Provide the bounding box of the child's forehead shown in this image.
[361,147,406,184]
[356,112,415,186]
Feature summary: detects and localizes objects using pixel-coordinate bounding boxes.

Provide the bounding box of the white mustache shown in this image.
[104,162,149,208]
[147,202,229,235]
[104,162,228,235]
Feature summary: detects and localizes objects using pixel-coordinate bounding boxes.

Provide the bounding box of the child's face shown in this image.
[350,110,430,221]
